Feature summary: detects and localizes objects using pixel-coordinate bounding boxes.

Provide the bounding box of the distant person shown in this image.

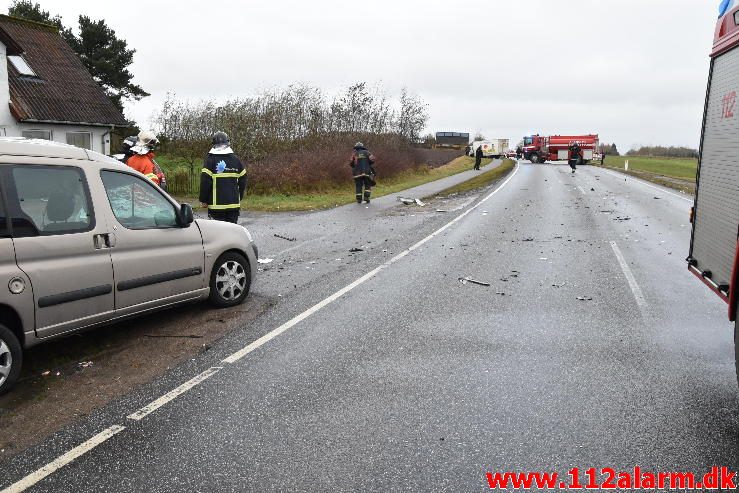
[474,145,483,170]
[516,146,523,160]
[600,152,606,166]
[464,145,471,157]
[127,130,163,187]
[349,142,376,204]
[200,131,247,223]
[568,142,582,174]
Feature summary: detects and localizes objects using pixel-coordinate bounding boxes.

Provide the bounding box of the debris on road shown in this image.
[398,197,426,206]
[614,216,631,222]
[41,370,50,376]
[274,234,296,242]
[576,296,593,301]
[349,248,364,253]
[458,277,491,287]
[258,258,274,264]
[522,238,534,242]
[436,209,448,213]
[495,291,506,296]
[654,197,661,200]
[77,361,94,368]
[552,282,567,288]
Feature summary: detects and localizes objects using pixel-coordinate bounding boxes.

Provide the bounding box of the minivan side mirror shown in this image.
[178,203,194,227]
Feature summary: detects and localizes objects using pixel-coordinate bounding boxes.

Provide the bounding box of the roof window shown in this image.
[8,55,36,77]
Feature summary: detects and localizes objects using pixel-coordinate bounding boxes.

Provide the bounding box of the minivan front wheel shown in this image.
[0,324,22,395]
[209,252,251,308]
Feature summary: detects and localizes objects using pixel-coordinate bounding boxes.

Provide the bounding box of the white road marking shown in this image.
[127,367,222,421]
[0,425,125,493]
[597,168,693,203]
[0,164,522,493]
[610,241,648,310]
[223,164,521,364]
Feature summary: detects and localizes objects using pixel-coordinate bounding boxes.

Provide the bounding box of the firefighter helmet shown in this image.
[354,142,364,149]
[122,135,137,149]
[212,131,230,146]
[137,130,159,149]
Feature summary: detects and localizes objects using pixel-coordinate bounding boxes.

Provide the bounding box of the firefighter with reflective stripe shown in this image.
[349,142,376,204]
[199,131,247,223]
[127,130,162,186]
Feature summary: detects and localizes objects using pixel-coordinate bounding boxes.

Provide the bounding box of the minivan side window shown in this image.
[6,166,93,237]
[100,170,178,230]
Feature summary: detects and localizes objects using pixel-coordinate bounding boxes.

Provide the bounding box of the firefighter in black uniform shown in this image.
[474,145,483,170]
[350,142,376,204]
[200,131,247,223]
[568,142,582,174]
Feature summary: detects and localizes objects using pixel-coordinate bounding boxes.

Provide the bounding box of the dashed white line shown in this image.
[597,168,693,203]
[0,164,522,493]
[127,367,222,421]
[223,163,521,363]
[0,425,125,493]
[610,241,647,311]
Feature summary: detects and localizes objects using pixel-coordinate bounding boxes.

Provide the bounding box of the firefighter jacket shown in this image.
[350,147,375,178]
[127,153,160,186]
[199,147,247,210]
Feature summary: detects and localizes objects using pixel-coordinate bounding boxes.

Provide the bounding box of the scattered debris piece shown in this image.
[522,238,534,242]
[77,361,94,369]
[654,197,661,200]
[590,188,595,191]
[349,248,364,253]
[552,282,567,288]
[539,257,548,260]
[436,209,448,213]
[41,370,50,376]
[258,258,274,264]
[274,234,296,242]
[415,198,426,207]
[495,292,506,296]
[398,197,414,205]
[614,216,631,222]
[576,296,593,301]
[458,277,491,287]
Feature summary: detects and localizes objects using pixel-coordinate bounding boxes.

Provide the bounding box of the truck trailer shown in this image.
[688,2,739,385]
[468,139,510,159]
[522,134,599,164]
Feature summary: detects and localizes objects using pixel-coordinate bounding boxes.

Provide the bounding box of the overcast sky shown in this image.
[2,0,719,150]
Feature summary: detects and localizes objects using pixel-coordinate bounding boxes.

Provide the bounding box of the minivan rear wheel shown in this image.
[0,324,21,395]
[209,252,251,308]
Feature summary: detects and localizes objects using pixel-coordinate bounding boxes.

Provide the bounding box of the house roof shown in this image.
[0,15,128,127]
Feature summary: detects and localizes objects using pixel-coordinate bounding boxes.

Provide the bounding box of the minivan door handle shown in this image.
[93,233,115,249]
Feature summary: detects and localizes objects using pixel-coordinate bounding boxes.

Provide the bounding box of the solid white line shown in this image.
[610,241,647,310]
[223,164,521,364]
[127,367,222,421]
[0,425,125,493]
[597,167,693,203]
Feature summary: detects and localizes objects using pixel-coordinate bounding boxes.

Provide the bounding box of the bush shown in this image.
[154,83,429,195]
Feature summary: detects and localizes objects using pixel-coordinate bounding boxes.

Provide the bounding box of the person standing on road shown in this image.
[200,131,247,223]
[568,142,582,174]
[127,130,163,187]
[474,145,483,170]
[516,146,523,160]
[349,142,376,204]
[600,151,606,166]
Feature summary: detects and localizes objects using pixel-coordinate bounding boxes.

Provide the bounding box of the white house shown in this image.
[0,15,128,155]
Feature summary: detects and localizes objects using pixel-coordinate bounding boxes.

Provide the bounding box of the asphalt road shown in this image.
[1,162,738,492]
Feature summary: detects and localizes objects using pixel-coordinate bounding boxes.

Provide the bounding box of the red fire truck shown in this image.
[522,134,599,164]
[688,2,739,385]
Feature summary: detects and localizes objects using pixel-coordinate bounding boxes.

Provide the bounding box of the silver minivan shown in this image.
[0,138,258,394]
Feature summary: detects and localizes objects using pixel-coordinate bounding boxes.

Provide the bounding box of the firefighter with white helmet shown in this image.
[126,130,166,188]
[349,142,376,204]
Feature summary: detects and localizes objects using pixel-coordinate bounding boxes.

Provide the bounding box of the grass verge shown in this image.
[432,159,516,197]
[176,156,492,212]
[602,155,697,195]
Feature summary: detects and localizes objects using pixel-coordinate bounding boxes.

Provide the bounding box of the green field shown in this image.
[166,155,493,212]
[602,155,697,194]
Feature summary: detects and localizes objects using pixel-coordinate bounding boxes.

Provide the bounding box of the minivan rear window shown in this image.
[5,166,94,237]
